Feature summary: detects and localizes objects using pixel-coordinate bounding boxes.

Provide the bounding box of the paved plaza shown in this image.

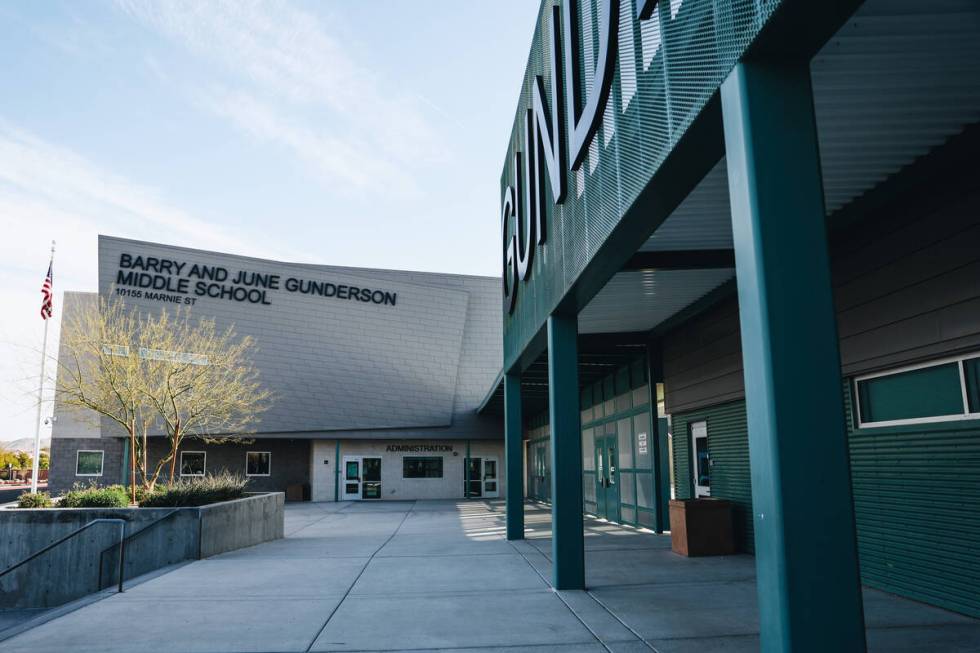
[2,500,978,652]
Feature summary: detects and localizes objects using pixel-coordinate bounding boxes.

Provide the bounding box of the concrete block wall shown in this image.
[48,437,126,495]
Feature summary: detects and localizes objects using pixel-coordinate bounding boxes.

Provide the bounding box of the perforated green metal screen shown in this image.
[501,0,783,368]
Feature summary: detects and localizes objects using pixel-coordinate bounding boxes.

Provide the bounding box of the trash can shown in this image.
[669,498,735,556]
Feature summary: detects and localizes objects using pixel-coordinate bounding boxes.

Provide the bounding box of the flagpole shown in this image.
[31,240,55,494]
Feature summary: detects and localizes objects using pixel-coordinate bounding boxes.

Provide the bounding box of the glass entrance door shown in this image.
[342,456,361,501]
[342,456,382,500]
[482,457,499,498]
[362,457,382,499]
[594,434,620,521]
[532,444,548,500]
[465,457,483,497]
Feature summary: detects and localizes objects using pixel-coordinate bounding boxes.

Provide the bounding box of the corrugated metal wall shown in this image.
[844,382,980,617]
[672,390,980,617]
[671,401,754,553]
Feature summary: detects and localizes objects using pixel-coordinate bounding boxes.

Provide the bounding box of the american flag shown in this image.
[40,262,53,320]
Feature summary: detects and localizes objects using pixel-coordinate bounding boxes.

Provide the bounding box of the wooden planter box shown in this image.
[669,498,735,556]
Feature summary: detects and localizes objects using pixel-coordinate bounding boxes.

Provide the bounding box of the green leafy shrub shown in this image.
[18,491,52,508]
[139,471,248,507]
[60,483,130,508]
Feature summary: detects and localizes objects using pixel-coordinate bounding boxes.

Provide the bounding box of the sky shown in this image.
[0,0,540,443]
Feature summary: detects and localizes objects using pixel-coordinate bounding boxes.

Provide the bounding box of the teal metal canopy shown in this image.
[498,0,980,373]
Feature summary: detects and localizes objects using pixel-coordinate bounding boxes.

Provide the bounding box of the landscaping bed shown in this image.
[15,471,249,509]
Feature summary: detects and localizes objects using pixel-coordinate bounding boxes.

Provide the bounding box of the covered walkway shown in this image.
[3,501,977,652]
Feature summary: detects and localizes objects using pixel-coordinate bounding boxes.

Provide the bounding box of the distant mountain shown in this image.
[1,437,51,453]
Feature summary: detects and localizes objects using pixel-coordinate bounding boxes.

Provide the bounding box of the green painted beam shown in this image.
[505,372,525,540]
[721,60,865,651]
[547,313,585,590]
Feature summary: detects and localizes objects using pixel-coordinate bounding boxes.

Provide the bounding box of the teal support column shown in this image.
[505,372,525,540]
[721,60,865,651]
[334,441,340,502]
[547,313,585,590]
[646,345,670,533]
[656,416,669,527]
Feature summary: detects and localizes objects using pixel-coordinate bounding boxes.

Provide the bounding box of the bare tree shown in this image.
[55,298,271,499]
[54,298,148,504]
[136,307,270,486]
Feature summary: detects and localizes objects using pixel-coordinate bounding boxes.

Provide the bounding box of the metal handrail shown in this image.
[97,508,181,590]
[0,518,127,594]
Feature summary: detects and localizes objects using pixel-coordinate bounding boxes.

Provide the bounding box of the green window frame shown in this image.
[855,353,980,428]
[76,450,104,476]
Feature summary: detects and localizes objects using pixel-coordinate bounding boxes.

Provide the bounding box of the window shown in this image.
[76,450,104,476]
[856,353,980,428]
[179,451,206,476]
[403,456,443,478]
[246,451,271,477]
[965,357,980,413]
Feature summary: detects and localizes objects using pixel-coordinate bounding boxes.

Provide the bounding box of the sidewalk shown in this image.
[3,500,977,652]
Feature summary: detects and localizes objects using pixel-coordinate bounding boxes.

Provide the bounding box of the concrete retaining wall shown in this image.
[199,492,285,558]
[0,492,284,609]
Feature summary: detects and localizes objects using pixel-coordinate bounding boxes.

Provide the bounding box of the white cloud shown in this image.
[199,88,414,193]
[0,121,310,442]
[115,0,448,192]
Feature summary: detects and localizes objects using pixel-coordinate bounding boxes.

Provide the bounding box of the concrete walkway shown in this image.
[4,500,978,652]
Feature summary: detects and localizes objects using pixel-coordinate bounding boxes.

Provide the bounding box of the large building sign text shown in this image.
[113,253,397,307]
[502,0,656,313]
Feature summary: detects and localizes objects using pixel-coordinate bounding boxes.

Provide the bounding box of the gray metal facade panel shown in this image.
[51,236,502,441]
[662,297,743,415]
[832,192,980,376]
[98,236,471,434]
[664,173,980,412]
[579,268,735,334]
[812,0,980,214]
[50,292,102,441]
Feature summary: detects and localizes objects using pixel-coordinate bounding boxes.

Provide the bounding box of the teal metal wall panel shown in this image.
[844,382,980,618]
[527,353,659,529]
[671,401,754,552]
[502,0,785,371]
[673,388,980,618]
